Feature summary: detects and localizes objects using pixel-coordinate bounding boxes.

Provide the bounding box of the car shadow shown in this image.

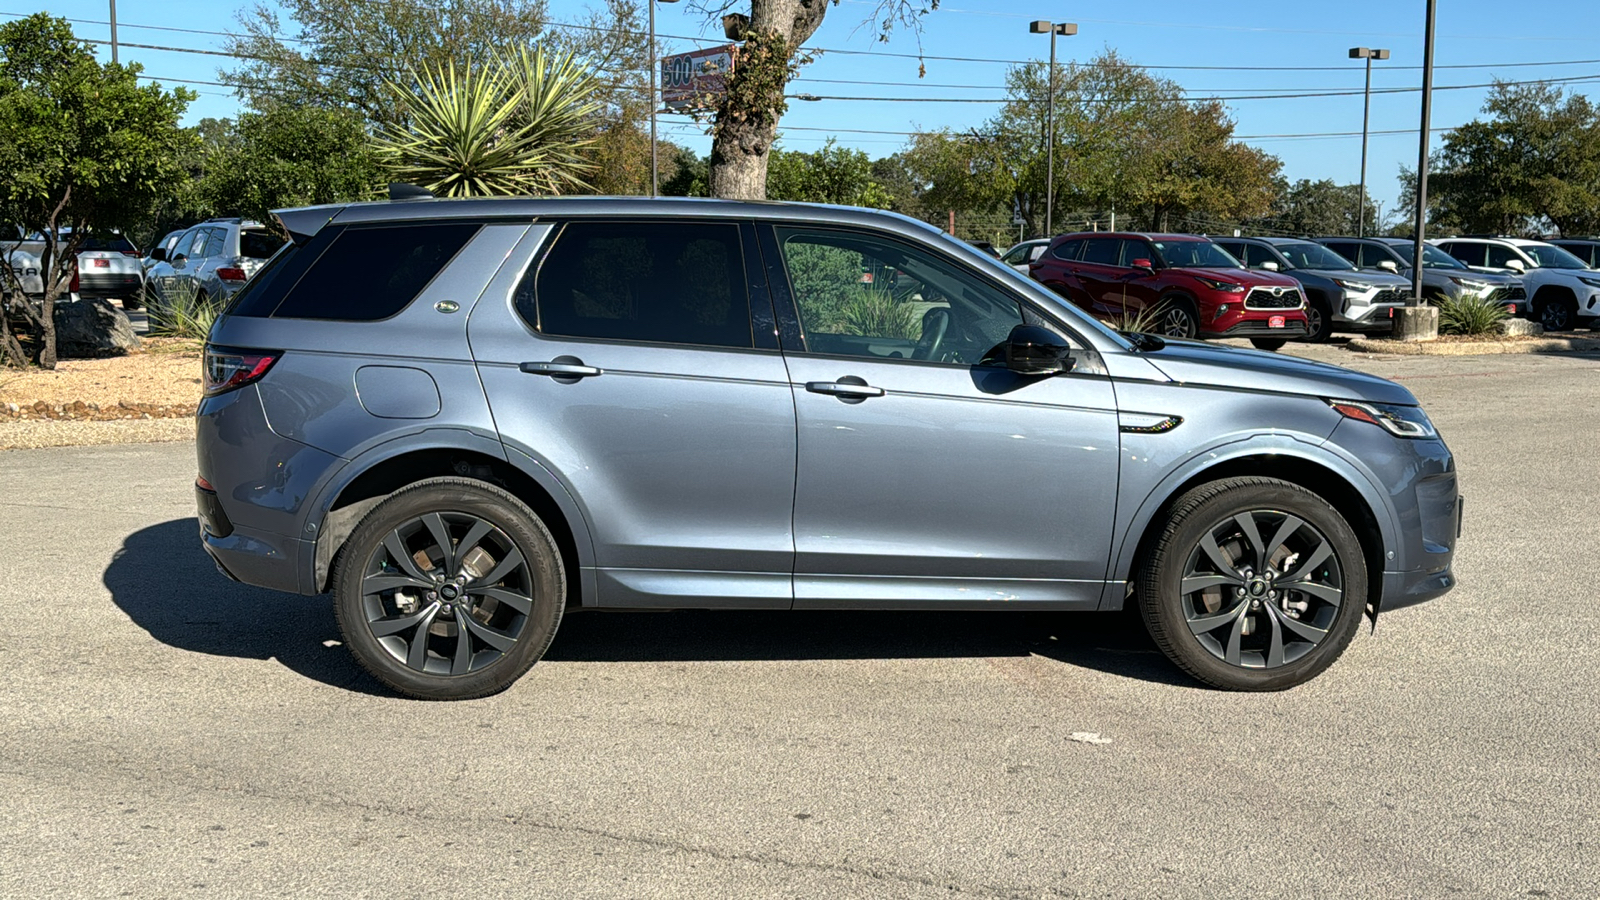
[106,518,1199,693]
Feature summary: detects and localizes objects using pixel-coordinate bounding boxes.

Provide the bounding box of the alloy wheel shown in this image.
[1162,306,1196,338]
[1178,509,1344,669]
[359,512,534,676]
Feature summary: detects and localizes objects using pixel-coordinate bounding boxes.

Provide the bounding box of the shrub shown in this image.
[149,280,220,340]
[842,284,919,340]
[1436,293,1508,335]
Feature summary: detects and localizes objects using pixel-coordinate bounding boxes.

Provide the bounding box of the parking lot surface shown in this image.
[3,348,1598,898]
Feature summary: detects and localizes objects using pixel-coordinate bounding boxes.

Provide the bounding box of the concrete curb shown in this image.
[1345,335,1600,355]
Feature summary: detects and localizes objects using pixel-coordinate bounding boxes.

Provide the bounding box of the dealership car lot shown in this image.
[1,346,1597,897]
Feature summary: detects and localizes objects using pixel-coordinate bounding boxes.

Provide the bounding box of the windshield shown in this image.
[1277,241,1354,270]
[1154,240,1242,269]
[1523,244,1589,269]
[1391,243,1466,269]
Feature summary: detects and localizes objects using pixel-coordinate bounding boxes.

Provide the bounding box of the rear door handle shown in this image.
[519,360,602,379]
[806,380,884,399]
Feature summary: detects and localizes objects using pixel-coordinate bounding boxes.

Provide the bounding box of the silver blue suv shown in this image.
[195,197,1460,699]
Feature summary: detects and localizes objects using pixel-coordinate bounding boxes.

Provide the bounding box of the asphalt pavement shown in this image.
[2,346,1598,899]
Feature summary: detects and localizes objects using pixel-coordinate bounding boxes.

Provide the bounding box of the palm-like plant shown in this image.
[373,50,600,198]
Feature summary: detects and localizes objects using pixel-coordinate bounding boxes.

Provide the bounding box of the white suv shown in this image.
[1431,237,1600,331]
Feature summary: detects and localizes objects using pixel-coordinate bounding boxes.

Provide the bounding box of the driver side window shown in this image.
[777,227,1026,365]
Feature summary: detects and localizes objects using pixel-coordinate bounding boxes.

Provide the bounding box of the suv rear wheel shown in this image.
[1137,477,1366,691]
[332,477,565,700]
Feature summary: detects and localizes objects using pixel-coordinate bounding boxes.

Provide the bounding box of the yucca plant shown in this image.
[1101,303,1166,336]
[1436,293,1509,335]
[842,284,920,341]
[149,280,220,340]
[373,51,601,198]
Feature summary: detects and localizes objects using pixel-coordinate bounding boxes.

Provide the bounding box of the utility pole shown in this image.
[109,0,119,64]
[1029,20,1077,237]
[1410,0,1436,307]
[1349,47,1390,237]
[648,0,683,196]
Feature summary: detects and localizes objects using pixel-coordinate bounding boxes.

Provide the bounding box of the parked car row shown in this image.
[138,219,286,312]
[1008,229,1600,345]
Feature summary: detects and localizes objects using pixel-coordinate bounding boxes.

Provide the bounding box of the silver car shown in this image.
[144,219,285,308]
[196,196,1461,700]
[75,234,144,303]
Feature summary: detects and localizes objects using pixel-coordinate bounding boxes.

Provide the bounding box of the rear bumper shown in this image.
[200,520,307,594]
[78,273,142,298]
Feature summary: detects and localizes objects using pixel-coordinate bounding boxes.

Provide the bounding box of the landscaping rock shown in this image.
[52,299,140,358]
[1499,318,1543,336]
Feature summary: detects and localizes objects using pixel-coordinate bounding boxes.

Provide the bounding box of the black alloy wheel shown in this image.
[333,478,564,700]
[1537,299,1575,332]
[1304,298,1332,343]
[1138,477,1365,690]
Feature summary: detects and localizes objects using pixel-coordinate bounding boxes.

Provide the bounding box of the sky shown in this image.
[26,0,1600,222]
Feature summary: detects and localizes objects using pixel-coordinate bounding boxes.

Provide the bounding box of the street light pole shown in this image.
[1349,47,1389,237]
[109,0,119,64]
[1411,0,1437,308]
[649,0,658,197]
[1029,20,1077,237]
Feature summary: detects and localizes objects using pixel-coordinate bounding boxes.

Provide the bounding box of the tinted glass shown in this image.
[271,222,480,320]
[1321,242,1360,263]
[1050,239,1084,261]
[1275,241,1350,270]
[1212,241,1246,263]
[173,229,203,259]
[1445,242,1487,266]
[1553,243,1595,266]
[80,235,135,252]
[778,227,1025,366]
[1359,244,1403,268]
[200,228,226,259]
[1153,240,1241,268]
[1523,243,1588,269]
[1123,240,1157,266]
[1080,238,1122,265]
[527,221,751,348]
[239,230,286,260]
[1390,243,1464,269]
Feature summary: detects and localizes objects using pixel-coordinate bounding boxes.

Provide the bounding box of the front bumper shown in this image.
[1209,318,1309,339]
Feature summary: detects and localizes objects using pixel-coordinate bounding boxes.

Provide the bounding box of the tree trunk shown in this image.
[707,0,830,199]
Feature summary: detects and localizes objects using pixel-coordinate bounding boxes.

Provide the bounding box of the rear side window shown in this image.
[200,228,226,259]
[1050,239,1083,261]
[1080,238,1122,265]
[520,221,753,349]
[239,230,285,260]
[270,223,480,320]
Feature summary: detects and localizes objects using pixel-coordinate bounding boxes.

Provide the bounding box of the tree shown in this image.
[766,139,892,207]
[1246,178,1377,237]
[372,49,602,197]
[691,0,935,199]
[199,106,380,229]
[1424,82,1600,236]
[1121,99,1280,232]
[226,0,655,194]
[0,14,194,368]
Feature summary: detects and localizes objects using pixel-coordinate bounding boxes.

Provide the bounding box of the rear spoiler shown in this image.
[273,184,436,247]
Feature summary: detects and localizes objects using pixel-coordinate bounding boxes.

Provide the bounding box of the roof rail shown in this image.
[389,183,436,201]
[205,216,242,223]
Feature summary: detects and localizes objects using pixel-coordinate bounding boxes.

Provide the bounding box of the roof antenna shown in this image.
[388,183,435,201]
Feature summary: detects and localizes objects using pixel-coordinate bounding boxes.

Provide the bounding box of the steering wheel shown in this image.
[912,307,950,361]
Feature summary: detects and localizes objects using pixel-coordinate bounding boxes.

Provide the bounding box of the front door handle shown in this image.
[806,380,884,399]
[519,359,602,381]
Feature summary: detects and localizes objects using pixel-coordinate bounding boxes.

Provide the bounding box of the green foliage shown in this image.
[1248,178,1378,237]
[786,242,864,332]
[1417,82,1600,236]
[149,279,220,340]
[767,139,893,208]
[842,284,919,340]
[1436,292,1509,336]
[199,106,380,228]
[0,13,195,367]
[373,50,601,197]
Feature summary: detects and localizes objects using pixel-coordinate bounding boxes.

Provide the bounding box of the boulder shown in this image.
[1498,318,1543,336]
[52,298,140,358]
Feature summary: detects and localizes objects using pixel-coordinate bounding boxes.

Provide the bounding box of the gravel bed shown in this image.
[0,417,194,451]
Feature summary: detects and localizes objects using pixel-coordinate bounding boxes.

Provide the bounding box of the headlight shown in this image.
[1331,277,1373,291]
[1578,276,1600,288]
[1446,276,1490,291]
[1327,399,1438,439]
[1195,276,1247,293]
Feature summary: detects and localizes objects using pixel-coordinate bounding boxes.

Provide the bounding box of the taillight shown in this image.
[120,250,140,258]
[216,266,247,282]
[203,345,281,396]
[70,265,79,293]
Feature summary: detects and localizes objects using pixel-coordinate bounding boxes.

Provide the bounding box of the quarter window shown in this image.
[271,222,480,320]
[1050,239,1084,261]
[523,221,753,348]
[1080,238,1123,266]
[777,227,1025,365]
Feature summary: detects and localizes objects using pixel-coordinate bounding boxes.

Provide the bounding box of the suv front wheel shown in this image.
[1137,477,1366,690]
[332,477,566,700]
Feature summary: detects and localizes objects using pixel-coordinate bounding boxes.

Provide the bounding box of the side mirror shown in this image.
[149,247,166,262]
[1259,260,1280,271]
[1377,259,1399,273]
[1505,258,1526,272]
[1002,324,1073,376]
[1129,258,1155,274]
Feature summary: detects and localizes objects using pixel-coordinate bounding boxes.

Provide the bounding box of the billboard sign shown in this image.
[661,45,736,112]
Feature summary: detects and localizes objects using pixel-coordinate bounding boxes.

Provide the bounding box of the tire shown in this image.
[1536,296,1576,332]
[1303,297,1333,343]
[1158,299,1199,339]
[1249,338,1287,352]
[122,292,142,311]
[332,477,566,700]
[1136,477,1366,691]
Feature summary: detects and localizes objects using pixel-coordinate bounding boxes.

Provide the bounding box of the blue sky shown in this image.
[27,0,1600,219]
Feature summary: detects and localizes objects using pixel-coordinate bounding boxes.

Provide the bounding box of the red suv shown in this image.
[1029,232,1309,349]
